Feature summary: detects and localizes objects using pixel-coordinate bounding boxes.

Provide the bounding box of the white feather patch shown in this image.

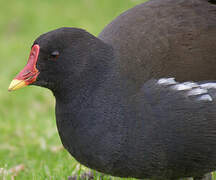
[171,84,192,91]
[157,78,176,85]
[182,82,199,88]
[200,83,216,89]
[187,88,208,96]
[157,78,215,102]
[197,94,213,102]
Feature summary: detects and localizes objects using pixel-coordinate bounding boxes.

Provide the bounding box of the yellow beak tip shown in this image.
[8,79,27,91]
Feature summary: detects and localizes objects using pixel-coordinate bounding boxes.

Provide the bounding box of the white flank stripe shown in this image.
[157,78,176,85]
[172,84,192,91]
[200,83,216,89]
[187,88,208,96]
[197,94,213,101]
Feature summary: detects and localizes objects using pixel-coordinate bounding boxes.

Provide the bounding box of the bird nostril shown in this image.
[22,71,31,77]
[25,76,34,81]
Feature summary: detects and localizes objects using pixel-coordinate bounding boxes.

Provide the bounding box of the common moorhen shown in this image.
[8,0,216,179]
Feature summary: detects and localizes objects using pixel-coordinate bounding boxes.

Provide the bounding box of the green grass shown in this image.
[0,0,146,179]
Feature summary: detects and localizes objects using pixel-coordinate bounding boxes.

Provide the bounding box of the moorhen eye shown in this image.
[50,50,59,59]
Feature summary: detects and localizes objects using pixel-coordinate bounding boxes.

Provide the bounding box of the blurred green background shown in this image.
[0,0,146,179]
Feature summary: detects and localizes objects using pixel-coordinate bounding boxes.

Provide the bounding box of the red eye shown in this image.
[51,51,60,59]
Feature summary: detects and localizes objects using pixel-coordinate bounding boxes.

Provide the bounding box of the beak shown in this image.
[8,44,40,91]
[8,79,27,91]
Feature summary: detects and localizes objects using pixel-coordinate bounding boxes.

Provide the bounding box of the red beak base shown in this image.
[8,44,40,91]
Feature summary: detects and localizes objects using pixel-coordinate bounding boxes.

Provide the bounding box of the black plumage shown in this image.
[10,0,216,179]
[100,0,216,89]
